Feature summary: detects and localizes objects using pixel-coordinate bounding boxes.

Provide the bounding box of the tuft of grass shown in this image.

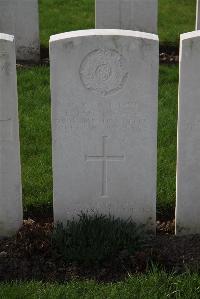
[52,213,147,266]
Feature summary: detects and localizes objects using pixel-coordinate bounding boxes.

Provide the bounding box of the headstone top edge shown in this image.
[49,29,158,44]
[0,33,14,42]
[181,30,200,41]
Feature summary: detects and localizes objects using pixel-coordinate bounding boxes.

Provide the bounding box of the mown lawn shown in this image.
[17,66,52,214]
[157,65,178,218]
[17,64,178,218]
[1,271,200,298]
[39,0,196,48]
[159,0,196,46]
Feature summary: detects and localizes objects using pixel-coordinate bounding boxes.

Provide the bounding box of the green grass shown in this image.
[39,0,196,48]
[39,0,94,48]
[159,0,196,46]
[18,64,178,218]
[53,214,146,266]
[2,271,200,298]
[17,66,52,213]
[157,65,178,218]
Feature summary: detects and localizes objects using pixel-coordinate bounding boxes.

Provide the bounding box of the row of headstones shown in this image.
[1,27,200,238]
[2,0,200,62]
[0,0,158,63]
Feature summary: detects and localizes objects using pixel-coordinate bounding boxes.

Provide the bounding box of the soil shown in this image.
[159,44,179,64]
[1,218,200,283]
[159,52,179,64]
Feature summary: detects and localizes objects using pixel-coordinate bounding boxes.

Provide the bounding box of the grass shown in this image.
[2,271,200,298]
[18,64,178,218]
[53,214,146,266]
[39,0,196,48]
[157,65,178,218]
[159,0,196,46]
[17,66,52,214]
[39,0,94,48]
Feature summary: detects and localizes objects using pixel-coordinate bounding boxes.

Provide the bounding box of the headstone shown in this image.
[176,31,200,235]
[0,34,22,237]
[95,0,157,34]
[0,0,40,62]
[50,29,159,232]
[196,0,200,30]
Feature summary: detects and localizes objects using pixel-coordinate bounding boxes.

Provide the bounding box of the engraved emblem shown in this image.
[80,49,128,96]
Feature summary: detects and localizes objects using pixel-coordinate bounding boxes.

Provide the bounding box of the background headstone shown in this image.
[0,0,40,62]
[50,29,159,232]
[176,31,200,235]
[196,0,200,30]
[95,0,157,34]
[0,33,22,237]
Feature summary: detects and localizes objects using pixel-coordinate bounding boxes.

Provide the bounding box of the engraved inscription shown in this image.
[80,49,128,96]
[85,136,124,197]
[64,101,146,131]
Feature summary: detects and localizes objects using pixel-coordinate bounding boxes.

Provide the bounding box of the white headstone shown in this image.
[95,0,157,34]
[0,0,40,62]
[196,0,200,30]
[176,31,200,235]
[0,34,22,237]
[50,29,159,232]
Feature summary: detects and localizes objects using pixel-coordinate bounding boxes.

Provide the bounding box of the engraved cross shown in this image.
[85,136,124,197]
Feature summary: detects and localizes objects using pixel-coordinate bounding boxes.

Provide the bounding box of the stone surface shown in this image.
[196,0,200,30]
[176,31,200,235]
[50,29,159,231]
[0,0,40,62]
[95,0,157,34]
[0,34,22,238]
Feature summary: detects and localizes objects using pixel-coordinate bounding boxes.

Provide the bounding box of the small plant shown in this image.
[52,213,148,266]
